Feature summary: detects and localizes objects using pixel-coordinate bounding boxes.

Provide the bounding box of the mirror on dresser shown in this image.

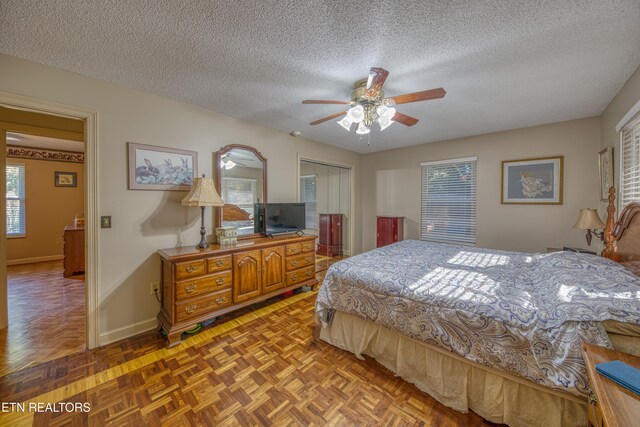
[214,144,267,239]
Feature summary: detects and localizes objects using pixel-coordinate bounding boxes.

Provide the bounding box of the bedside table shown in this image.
[582,343,640,427]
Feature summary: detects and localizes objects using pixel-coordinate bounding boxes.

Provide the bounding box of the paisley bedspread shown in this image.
[315,240,640,397]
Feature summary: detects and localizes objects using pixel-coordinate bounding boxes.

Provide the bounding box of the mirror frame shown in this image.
[214,144,267,241]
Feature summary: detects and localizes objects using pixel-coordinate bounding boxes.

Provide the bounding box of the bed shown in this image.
[315,192,640,427]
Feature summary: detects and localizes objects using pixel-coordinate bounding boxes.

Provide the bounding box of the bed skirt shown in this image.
[319,310,588,427]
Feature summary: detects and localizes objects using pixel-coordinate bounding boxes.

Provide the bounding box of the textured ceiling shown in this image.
[1,1,639,153]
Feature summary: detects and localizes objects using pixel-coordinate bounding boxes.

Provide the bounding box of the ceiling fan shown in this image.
[303,67,446,134]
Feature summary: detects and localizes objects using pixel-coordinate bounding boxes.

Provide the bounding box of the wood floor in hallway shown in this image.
[0,261,85,376]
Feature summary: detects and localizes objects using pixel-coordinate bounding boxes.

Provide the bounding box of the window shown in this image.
[421,157,477,245]
[221,177,257,217]
[6,163,26,236]
[621,114,640,207]
[300,174,317,230]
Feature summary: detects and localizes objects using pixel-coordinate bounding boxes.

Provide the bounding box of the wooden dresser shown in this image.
[582,343,640,427]
[158,234,317,347]
[63,225,84,277]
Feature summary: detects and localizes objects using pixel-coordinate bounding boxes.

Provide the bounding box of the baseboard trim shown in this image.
[6,255,64,266]
[98,317,159,346]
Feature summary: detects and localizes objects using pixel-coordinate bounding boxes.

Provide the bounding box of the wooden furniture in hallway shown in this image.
[63,225,84,277]
[376,216,404,248]
[158,234,317,347]
[317,213,343,256]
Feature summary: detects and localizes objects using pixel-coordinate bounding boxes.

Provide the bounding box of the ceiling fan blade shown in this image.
[393,112,419,126]
[302,100,351,105]
[390,88,446,105]
[310,111,348,125]
[365,67,389,97]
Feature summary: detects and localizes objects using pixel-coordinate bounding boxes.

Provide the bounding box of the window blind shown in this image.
[421,157,477,245]
[300,174,317,230]
[6,163,26,236]
[621,114,640,207]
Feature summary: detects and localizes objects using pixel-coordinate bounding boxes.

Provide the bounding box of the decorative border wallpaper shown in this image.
[6,145,84,163]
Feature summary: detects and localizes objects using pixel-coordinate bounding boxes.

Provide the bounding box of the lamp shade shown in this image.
[181,177,224,207]
[573,209,606,229]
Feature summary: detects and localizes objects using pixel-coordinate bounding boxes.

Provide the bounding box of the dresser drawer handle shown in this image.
[215,297,226,304]
[215,260,224,267]
[185,304,198,314]
[185,265,196,273]
[290,260,298,267]
[291,274,298,281]
[306,270,312,276]
[306,256,312,262]
[216,277,225,285]
[184,284,197,294]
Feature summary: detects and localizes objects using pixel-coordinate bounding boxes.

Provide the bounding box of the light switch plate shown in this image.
[101,216,112,228]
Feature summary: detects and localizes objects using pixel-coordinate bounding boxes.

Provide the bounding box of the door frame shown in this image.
[0,91,99,349]
[296,153,355,256]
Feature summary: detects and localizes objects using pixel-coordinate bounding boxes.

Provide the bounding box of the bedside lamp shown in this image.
[181,175,224,249]
[573,209,606,246]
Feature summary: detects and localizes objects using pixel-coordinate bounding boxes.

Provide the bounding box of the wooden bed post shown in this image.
[602,187,617,259]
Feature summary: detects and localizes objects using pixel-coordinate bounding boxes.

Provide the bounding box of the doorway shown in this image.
[298,158,353,273]
[1,105,89,375]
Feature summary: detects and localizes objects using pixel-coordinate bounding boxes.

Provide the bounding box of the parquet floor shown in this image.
[0,261,85,376]
[0,257,497,426]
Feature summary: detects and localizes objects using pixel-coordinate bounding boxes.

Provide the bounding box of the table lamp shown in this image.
[181,175,224,249]
[573,208,606,246]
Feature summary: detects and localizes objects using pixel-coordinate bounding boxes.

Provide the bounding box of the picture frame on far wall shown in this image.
[598,147,614,201]
[54,171,77,187]
[127,142,197,191]
[501,156,564,204]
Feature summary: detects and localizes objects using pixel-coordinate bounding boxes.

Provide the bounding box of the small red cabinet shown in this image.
[376,216,404,248]
[318,213,343,256]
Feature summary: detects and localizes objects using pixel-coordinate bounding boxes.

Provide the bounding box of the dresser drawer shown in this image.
[207,255,232,273]
[301,240,314,253]
[285,243,301,256]
[175,290,232,322]
[285,253,314,271]
[174,259,206,279]
[175,271,232,300]
[286,266,315,286]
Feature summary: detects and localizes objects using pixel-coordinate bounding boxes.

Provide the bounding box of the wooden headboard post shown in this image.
[602,187,617,259]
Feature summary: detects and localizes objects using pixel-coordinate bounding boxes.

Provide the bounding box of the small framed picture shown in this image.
[128,142,197,191]
[55,171,77,187]
[598,147,614,201]
[501,156,563,204]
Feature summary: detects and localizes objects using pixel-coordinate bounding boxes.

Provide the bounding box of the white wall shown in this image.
[0,54,362,344]
[362,117,602,253]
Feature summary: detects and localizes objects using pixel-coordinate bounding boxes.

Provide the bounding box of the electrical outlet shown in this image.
[150,281,160,295]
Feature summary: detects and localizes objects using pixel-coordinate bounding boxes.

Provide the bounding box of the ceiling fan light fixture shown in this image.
[378,117,394,131]
[355,122,370,135]
[337,117,353,130]
[346,105,365,123]
[377,105,396,120]
[220,158,236,170]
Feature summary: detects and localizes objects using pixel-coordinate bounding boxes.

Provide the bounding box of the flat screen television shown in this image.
[257,203,306,235]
